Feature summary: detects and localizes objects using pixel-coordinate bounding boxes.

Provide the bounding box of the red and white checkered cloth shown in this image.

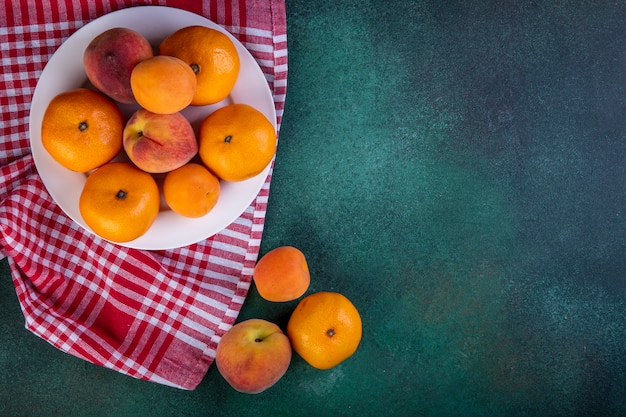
[0,0,287,390]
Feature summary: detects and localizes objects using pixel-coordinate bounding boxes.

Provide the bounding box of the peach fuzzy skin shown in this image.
[83,27,154,104]
[123,108,198,174]
[130,55,197,114]
[215,319,292,394]
[253,246,310,302]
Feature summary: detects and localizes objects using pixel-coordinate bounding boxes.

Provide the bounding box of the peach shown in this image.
[123,108,197,173]
[253,246,310,302]
[83,27,154,104]
[130,55,197,114]
[215,319,292,394]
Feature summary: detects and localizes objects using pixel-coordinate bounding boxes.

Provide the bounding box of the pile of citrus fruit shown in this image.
[40,21,362,395]
[41,25,276,243]
[215,246,363,394]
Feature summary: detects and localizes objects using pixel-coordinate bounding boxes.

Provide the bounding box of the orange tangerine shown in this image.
[41,88,124,172]
[163,163,221,218]
[287,292,362,370]
[159,25,240,105]
[79,162,160,242]
[198,104,276,182]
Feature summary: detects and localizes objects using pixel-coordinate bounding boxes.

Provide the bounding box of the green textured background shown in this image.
[2,0,625,415]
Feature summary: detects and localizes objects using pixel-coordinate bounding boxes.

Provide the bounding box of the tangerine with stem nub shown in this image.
[41,88,124,172]
[79,162,160,243]
[199,104,276,182]
[159,25,240,106]
[287,291,362,370]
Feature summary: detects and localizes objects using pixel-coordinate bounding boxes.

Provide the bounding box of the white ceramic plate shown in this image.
[29,6,276,250]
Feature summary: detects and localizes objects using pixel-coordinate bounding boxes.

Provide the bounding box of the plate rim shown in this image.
[29,5,277,250]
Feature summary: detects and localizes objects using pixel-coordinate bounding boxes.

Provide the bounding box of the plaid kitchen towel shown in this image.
[0,0,287,390]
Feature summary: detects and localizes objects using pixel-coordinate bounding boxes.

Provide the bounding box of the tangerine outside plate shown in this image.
[29,6,276,250]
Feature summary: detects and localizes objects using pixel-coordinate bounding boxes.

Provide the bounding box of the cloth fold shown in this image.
[0,0,287,390]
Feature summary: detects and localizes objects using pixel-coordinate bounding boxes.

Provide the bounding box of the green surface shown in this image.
[2,0,626,415]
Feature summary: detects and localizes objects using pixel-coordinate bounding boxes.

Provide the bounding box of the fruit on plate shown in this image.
[198,104,276,182]
[253,246,310,302]
[79,162,160,243]
[41,88,124,172]
[287,292,362,370]
[215,318,292,394]
[163,163,221,218]
[130,55,197,114]
[83,27,154,104]
[159,25,240,106]
[123,108,198,173]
